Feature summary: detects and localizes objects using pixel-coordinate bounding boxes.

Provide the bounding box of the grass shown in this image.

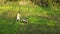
[0,1,60,34]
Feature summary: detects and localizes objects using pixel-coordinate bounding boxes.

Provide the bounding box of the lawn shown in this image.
[0,1,60,34]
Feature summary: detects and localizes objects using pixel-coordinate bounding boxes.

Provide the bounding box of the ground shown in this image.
[0,0,60,34]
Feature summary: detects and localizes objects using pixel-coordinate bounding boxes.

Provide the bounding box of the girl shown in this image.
[17,12,20,22]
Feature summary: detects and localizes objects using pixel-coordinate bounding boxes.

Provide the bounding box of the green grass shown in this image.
[0,1,60,34]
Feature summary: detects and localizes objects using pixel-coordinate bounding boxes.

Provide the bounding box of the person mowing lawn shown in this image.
[16,11,28,23]
[17,11,20,22]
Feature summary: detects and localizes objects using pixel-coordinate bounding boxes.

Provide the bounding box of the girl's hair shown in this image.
[17,11,20,13]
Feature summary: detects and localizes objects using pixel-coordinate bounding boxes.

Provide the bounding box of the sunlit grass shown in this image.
[0,1,60,34]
